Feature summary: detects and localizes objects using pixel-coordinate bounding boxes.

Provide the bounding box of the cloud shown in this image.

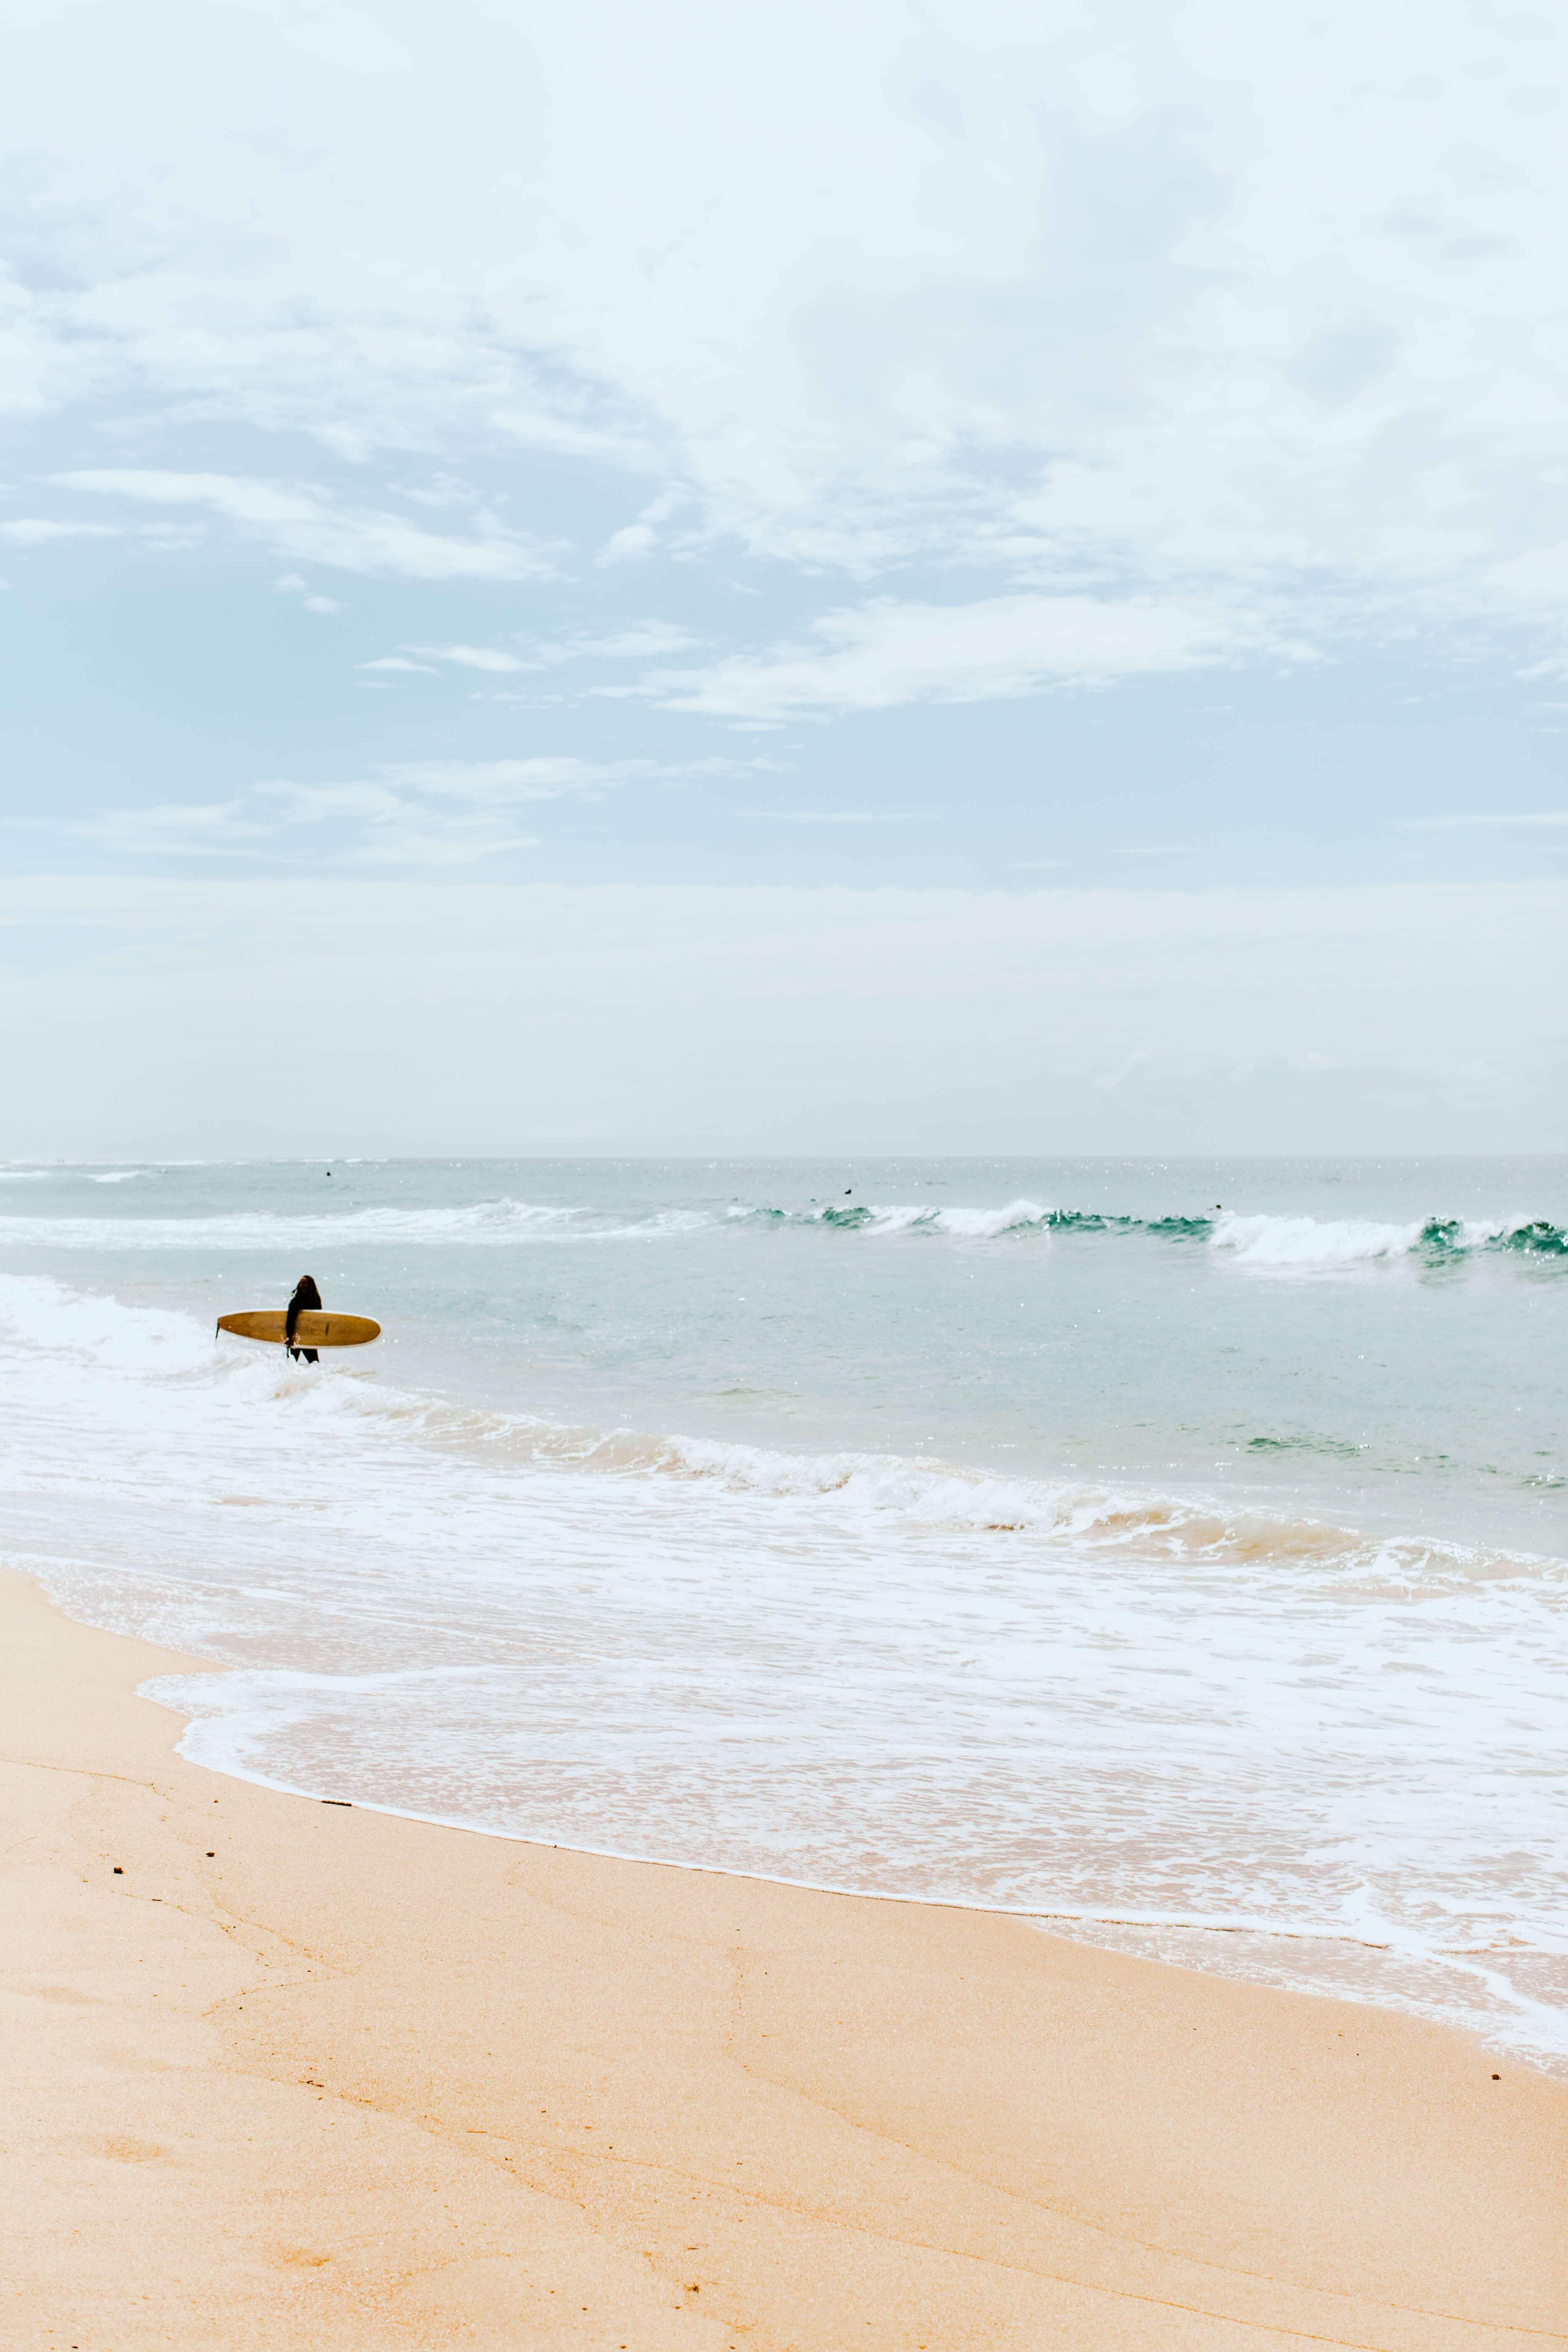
[596,489,687,565]
[272,569,341,614]
[598,522,660,564]
[570,621,699,661]
[281,5,413,77]
[407,643,529,672]
[331,757,641,802]
[758,810,919,824]
[1400,811,1568,830]
[645,594,1280,720]
[0,519,120,545]
[67,756,723,869]
[69,800,267,857]
[52,471,552,581]
[355,623,703,682]
[261,756,650,864]
[6,5,1568,644]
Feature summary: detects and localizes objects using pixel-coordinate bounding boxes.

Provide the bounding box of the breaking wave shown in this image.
[0,1187,1562,1273]
[730,1199,1566,1267]
[1209,1211,1568,1269]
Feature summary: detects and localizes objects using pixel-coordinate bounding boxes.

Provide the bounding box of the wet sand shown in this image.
[2,1565,1564,2349]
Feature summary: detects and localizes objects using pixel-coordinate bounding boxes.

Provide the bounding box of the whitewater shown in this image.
[1,1155,1564,2071]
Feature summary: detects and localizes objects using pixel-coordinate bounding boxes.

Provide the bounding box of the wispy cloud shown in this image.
[0,519,121,545]
[66,756,746,868]
[1399,811,1568,830]
[406,643,529,673]
[357,621,703,683]
[71,801,268,858]
[570,621,699,661]
[266,757,647,865]
[757,809,920,825]
[52,471,553,582]
[596,489,687,566]
[272,569,341,615]
[639,595,1285,722]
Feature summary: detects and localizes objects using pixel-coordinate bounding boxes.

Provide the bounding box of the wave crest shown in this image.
[1,1186,1562,1268]
[1211,1211,1568,1270]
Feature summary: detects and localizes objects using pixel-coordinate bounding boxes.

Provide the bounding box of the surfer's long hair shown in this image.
[285,1273,322,1344]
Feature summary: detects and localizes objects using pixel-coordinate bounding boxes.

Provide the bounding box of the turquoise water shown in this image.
[8,1154,1565,1545]
[1,1156,1565,2066]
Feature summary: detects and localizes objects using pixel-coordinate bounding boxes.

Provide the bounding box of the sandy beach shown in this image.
[2,1566,1564,2351]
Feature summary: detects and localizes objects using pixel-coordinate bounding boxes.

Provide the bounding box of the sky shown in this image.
[3,0,1566,1155]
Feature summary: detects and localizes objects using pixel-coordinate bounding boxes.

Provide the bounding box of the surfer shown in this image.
[285,1273,322,1364]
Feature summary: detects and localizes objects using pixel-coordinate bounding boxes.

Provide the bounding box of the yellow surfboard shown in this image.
[216,1310,381,1348]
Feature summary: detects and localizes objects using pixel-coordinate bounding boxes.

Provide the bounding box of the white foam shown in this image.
[857,1198,1051,1238]
[789,1198,1054,1237]
[0,1197,634,1251]
[930,1197,1051,1237]
[1210,1212,1425,1268]
[1206,1208,1568,1270]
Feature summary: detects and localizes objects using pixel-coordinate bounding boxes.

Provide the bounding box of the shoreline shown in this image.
[150,1708,1517,2038]
[7,1237,1566,2088]
[4,1567,1565,2348]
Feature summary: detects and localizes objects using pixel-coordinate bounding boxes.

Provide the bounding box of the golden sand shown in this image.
[2,1567,1563,2349]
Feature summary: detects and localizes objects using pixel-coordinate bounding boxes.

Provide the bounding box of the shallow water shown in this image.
[2,1156,1564,2069]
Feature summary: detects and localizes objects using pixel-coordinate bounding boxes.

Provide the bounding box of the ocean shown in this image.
[2,1155,1564,2070]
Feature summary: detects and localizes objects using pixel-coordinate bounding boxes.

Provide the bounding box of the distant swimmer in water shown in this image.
[286,1273,322,1364]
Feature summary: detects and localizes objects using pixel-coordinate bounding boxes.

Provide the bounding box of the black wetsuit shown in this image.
[285,1278,321,1364]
